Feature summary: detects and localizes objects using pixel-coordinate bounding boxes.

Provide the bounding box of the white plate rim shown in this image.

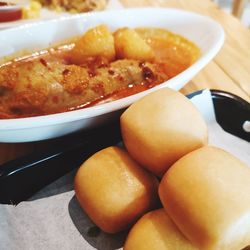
[0,7,225,132]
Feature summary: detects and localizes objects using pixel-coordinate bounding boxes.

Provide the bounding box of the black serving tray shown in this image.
[0,90,249,205]
[188,89,250,142]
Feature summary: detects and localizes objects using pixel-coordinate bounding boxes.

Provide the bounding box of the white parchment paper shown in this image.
[191,89,250,166]
[0,90,249,250]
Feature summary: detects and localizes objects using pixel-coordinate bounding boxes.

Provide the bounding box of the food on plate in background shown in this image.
[0,0,106,22]
[22,0,41,19]
[0,1,22,22]
[74,146,159,233]
[120,88,208,177]
[34,0,107,13]
[0,1,41,22]
[0,25,200,119]
[159,146,250,250]
[124,209,198,250]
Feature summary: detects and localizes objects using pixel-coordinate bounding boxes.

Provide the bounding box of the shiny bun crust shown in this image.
[159,146,250,250]
[124,209,197,250]
[120,88,208,177]
[74,146,159,233]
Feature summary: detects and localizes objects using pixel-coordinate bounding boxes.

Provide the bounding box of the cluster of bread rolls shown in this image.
[74,88,250,249]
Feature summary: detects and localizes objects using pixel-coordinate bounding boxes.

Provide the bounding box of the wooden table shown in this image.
[121,0,250,101]
[0,0,249,164]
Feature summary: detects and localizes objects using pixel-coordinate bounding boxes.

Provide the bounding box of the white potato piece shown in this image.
[71,25,115,64]
[113,28,154,61]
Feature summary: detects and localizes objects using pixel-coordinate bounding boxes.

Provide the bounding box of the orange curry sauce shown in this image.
[0,29,200,118]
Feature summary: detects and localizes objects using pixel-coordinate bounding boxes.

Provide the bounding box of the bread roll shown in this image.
[159,146,250,250]
[120,88,208,177]
[124,209,198,250]
[74,146,159,234]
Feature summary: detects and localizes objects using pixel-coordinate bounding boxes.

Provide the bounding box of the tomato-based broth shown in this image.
[0,26,200,119]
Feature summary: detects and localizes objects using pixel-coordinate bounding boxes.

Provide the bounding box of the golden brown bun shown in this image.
[124,209,198,250]
[120,88,208,177]
[159,146,250,250]
[74,146,159,234]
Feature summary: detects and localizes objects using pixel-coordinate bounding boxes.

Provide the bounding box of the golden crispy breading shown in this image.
[0,55,168,118]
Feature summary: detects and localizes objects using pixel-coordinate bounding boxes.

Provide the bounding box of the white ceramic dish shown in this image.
[0,7,224,142]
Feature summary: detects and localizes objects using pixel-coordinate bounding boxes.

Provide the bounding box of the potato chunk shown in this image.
[74,146,159,233]
[114,28,154,61]
[71,25,115,64]
[135,27,200,64]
